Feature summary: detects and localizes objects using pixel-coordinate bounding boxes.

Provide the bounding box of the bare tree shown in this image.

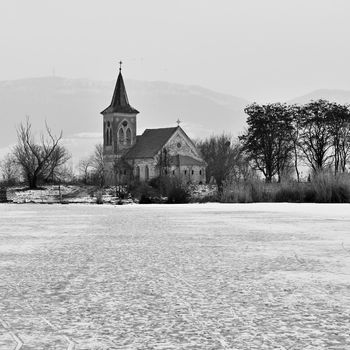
[290,105,302,182]
[78,156,94,184]
[298,100,334,172]
[240,103,294,182]
[338,125,350,172]
[91,144,105,187]
[14,119,70,189]
[0,153,21,185]
[327,102,350,173]
[156,147,171,177]
[43,145,71,183]
[197,134,243,191]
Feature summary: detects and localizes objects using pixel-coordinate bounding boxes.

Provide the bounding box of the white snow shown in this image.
[0,203,349,349]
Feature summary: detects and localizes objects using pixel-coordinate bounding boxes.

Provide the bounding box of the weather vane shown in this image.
[119,60,123,73]
[176,118,181,126]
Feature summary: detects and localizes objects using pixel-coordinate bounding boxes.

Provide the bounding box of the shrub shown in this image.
[133,183,161,204]
[311,172,350,203]
[194,193,220,203]
[303,187,317,203]
[210,171,350,203]
[149,176,173,196]
[0,187,8,203]
[95,190,104,204]
[167,184,190,204]
[249,180,274,202]
[221,178,275,203]
[275,182,305,202]
[221,181,252,203]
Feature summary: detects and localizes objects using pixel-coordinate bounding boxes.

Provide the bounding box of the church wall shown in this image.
[104,156,116,185]
[165,129,203,161]
[179,165,206,184]
[130,158,158,182]
[103,113,137,158]
[112,114,137,155]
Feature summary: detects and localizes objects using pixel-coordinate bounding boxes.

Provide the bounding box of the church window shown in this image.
[184,169,187,175]
[145,166,149,181]
[136,166,140,179]
[118,128,124,144]
[177,142,181,148]
[122,120,128,127]
[126,128,132,145]
[191,170,194,175]
[109,129,113,145]
[199,170,202,175]
[172,170,175,175]
[106,121,112,146]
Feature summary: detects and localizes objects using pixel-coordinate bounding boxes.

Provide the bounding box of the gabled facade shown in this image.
[101,67,206,185]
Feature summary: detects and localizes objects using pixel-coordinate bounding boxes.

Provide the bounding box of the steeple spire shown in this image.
[101,62,139,115]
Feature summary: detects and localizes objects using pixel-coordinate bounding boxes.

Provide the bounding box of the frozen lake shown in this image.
[0,203,349,349]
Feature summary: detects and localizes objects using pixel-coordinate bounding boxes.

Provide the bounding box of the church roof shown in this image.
[125,127,178,159]
[171,155,206,167]
[101,71,139,115]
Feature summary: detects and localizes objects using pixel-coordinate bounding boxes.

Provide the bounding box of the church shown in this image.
[101,65,207,185]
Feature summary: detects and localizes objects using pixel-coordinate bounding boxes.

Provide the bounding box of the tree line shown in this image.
[241,99,350,182]
[1,99,350,191]
[197,99,350,189]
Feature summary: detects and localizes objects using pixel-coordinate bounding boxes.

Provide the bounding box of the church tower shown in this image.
[101,62,139,179]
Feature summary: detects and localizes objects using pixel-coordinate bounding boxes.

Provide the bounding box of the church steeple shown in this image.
[101,63,139,115]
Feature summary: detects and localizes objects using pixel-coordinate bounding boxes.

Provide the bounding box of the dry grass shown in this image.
[221,172,350,203]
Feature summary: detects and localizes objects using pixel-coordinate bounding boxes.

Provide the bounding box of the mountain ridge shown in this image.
[289,88,350,104]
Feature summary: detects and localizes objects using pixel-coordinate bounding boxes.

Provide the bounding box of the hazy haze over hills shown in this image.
[0,77,249,163]
[289,89,350,105]
[3,76,350,164]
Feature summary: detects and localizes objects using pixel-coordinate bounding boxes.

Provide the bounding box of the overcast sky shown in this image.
[1,0,350,102]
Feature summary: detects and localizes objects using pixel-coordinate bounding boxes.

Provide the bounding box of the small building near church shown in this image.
[101,65,207,185]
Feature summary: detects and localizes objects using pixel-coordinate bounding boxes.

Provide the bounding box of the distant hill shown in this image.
[0,77,249,164]
[289,89,350,105]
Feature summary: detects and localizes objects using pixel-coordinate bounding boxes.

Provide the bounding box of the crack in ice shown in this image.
[6,278,76,350]
[0,318,24,350]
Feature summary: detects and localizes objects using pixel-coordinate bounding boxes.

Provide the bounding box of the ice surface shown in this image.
[0,203,349,349]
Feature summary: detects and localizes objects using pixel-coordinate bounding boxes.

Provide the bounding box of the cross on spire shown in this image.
[176,118,181,126]
[119,61,123,73]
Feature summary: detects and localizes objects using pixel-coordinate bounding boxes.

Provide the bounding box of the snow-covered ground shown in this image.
[7,186,133,205]
[0,203,349,349]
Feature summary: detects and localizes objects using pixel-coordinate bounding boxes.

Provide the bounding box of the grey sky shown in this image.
[1,0,350,102]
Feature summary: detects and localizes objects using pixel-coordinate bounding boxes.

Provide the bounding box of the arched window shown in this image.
[191,170,194,175]
[136,166,140,179]
[106,121,112,146]
[126,128,131,145]
[199,169,202,175]
[118,128,124,144]
[145,165,149,181]
[108,128,112,146]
